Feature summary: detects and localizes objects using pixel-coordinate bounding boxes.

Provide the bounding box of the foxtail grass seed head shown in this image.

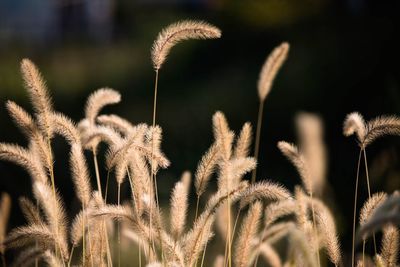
[235,201,262,267]
[343,112,366,141]
[85,88,121,124]
[257,42,289,102]
[20,59,54,139]
[359,192,388,226]
[234,122,253,159]
[5,20,400,267]
[277,141,312,196]
[151,20,221,70]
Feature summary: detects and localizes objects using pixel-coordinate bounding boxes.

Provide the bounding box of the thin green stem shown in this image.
[351,149,363,267]
[251,100,265,183]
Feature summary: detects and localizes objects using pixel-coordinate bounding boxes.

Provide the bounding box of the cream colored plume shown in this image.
[296,112,327,196]
[20,59,54,139]
[151,20,221,70]
[257,42,289,102]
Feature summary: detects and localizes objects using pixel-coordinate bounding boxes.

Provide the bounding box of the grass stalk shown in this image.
[138,241,142,267]
[251,100,265,183]
[362,148,377,255]
[200,239,209,267]
[68,246,75,267]
[82,206,86,267]
[92,148,102,197]
[117,183,121,267]
[105,225,113,267]
[226,209,241,267]
[195,196,200,221]
[36,199,39,267]
[105,171,111,203]
[362,240,366,266]
[92,150,112,267]
[148,69,159,258]
[351,149,362,267]
[227,197,232,267]
[46,141,66,267]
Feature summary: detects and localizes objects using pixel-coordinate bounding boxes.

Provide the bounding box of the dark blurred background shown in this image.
[1,0,400,264]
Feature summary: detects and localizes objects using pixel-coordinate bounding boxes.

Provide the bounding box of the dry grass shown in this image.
[0,20,399,267]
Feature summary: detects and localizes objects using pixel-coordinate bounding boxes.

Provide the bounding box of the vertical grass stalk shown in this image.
[92,149,102,197]
[362,148,377,255]
[117,184,121,267]
[351,149,362,267]
[251,100,264,183]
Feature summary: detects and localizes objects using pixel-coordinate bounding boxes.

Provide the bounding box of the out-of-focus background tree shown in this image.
[1,0,400,263]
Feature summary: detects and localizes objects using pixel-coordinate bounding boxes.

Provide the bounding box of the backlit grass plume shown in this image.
[149,21,220,250]
[252,42,289,183]
[151,20,221,71]
[344,112,400,267]
[1,20,400,267]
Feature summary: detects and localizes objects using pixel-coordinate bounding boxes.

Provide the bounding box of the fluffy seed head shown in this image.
[195,143,220,197]
[239,180,292,209]
[343,112,366,143]
[363,115,400,147]
[212,111,234,161]
[234,122,253,159]
[85,88,121,124]
[296,112,327,196]
[277,141,312,195]
[170,179,189,239]
[359,192,388,226]
[151,20,221,70]
[20,58,54,139]
[5,101,36,137]
[234,201,262,267]
[257,42,289,102]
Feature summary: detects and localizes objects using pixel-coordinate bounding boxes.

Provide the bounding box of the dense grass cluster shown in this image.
[0,20,400,267]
